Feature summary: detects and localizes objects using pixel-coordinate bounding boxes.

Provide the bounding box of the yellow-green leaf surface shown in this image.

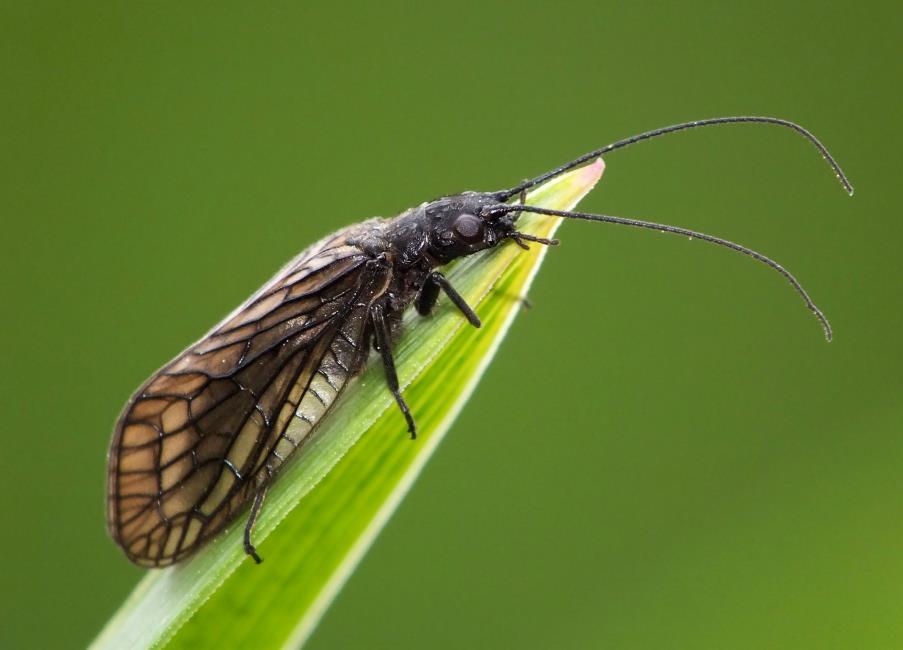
[91,159,605,650]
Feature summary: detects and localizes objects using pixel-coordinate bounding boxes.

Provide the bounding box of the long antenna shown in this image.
[495,116,854,201]
[483,203,834,341]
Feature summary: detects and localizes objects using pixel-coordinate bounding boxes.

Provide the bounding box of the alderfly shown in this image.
[107,116,852,566]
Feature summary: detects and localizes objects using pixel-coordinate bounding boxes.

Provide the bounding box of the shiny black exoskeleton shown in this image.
[345,189,556,440]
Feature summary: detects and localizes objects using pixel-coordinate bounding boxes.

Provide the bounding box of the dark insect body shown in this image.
[107,117,852,567]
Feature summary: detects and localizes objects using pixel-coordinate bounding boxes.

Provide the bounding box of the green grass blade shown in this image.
[91,159,605,650]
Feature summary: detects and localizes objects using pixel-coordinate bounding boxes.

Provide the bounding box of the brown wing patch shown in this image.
[107,232,390,566]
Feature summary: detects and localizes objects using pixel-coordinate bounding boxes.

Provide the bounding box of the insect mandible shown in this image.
[107,116,852,567]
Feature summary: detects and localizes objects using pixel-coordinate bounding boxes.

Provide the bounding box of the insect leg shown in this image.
[244,484,269,564]
[371,303,418,439]
[415,275,441,316]
[427,271,481,328]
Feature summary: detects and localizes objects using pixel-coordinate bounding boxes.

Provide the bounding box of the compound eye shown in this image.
[452,213,484,242]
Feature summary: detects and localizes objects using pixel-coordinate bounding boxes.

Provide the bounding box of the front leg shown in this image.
[371,302,417,439]
[415,274,441,317]
[416,271,482,328]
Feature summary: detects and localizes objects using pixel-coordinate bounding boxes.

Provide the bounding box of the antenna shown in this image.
[496,116,853,201]
[483,203,835,341]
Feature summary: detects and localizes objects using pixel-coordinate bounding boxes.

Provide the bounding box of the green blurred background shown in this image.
[1,1,900,648]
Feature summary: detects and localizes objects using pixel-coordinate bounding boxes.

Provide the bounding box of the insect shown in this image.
[107,116,852,567]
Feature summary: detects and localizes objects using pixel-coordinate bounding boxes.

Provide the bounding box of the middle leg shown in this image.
[371,303,417,439]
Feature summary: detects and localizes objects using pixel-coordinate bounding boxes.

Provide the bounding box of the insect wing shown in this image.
[107,230,386,566]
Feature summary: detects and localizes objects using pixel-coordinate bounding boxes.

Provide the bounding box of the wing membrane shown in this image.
[107,230,389,566]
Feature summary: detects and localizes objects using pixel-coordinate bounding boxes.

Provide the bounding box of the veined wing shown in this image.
[107,229,391,567]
